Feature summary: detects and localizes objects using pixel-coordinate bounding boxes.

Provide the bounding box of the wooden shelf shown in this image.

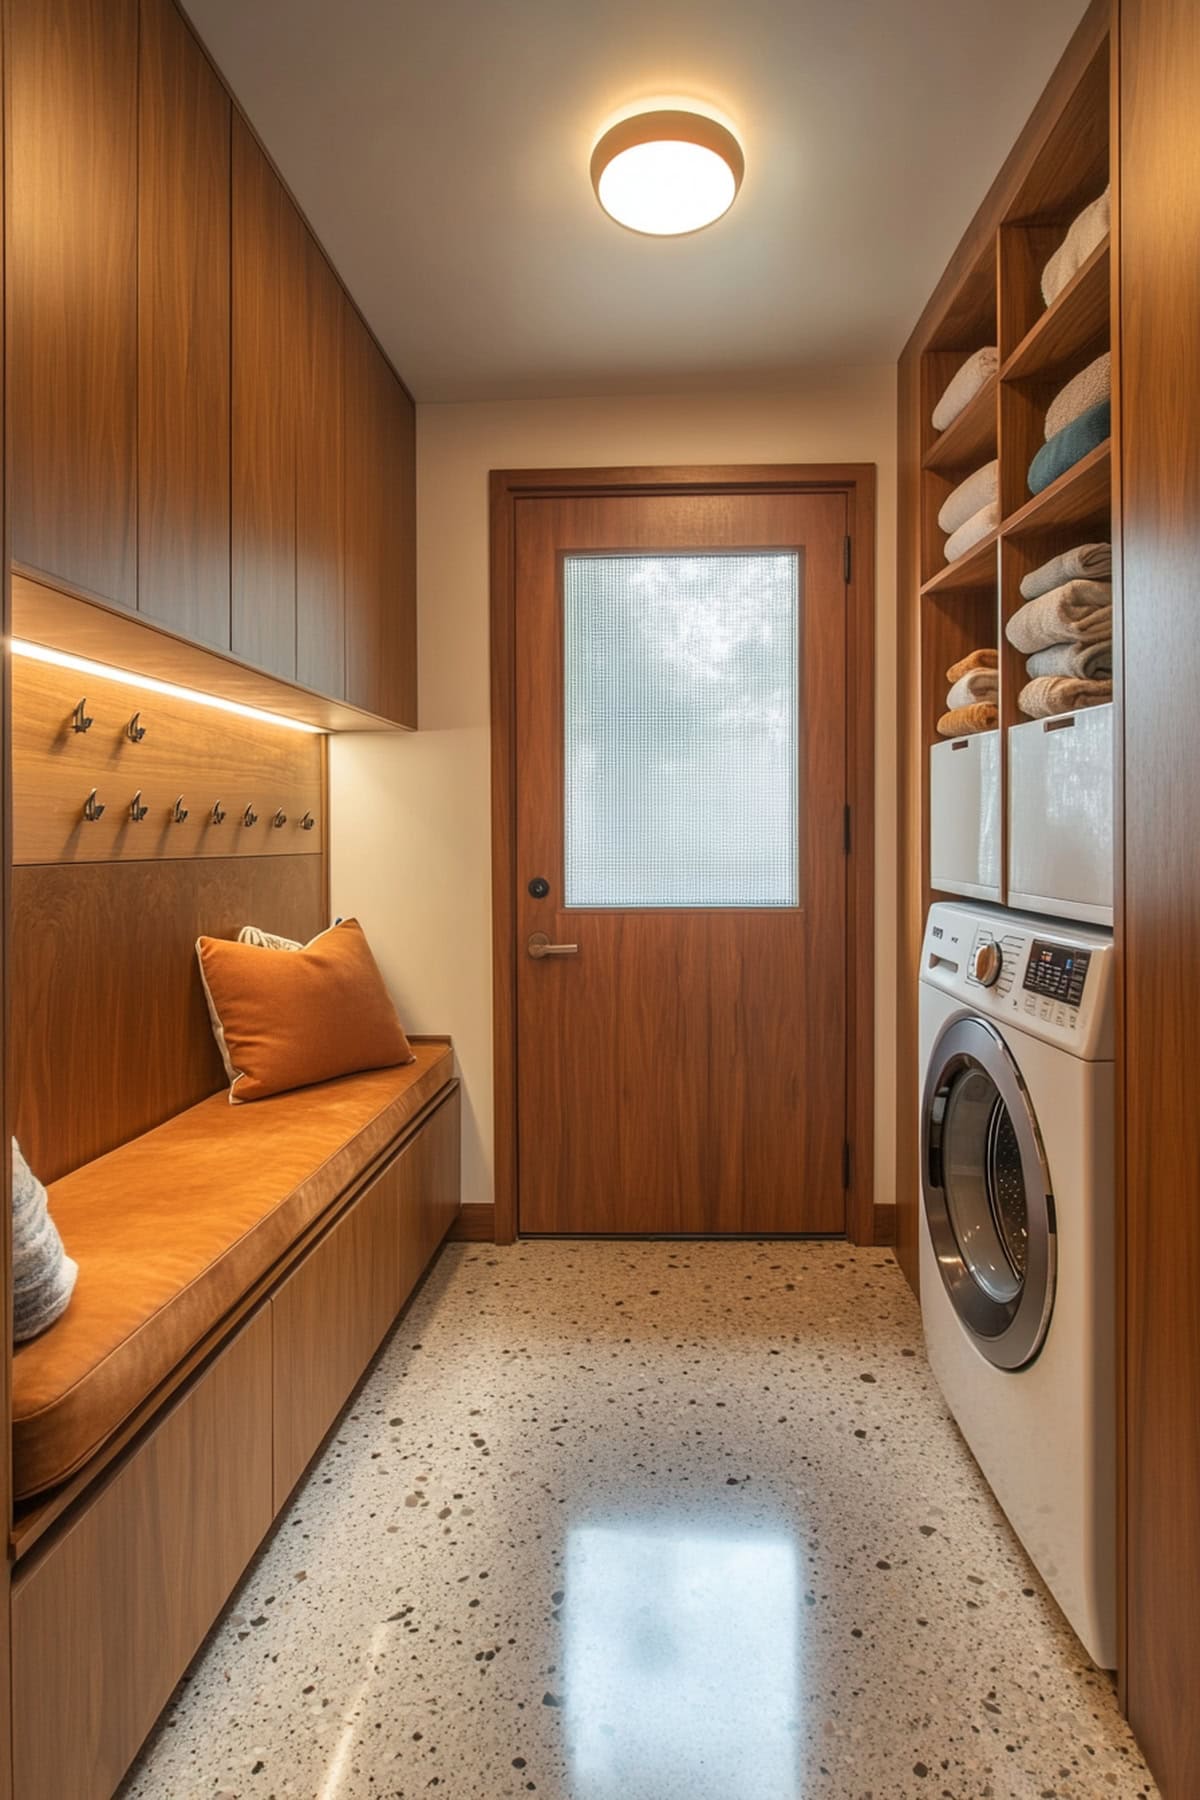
[922,375,998,473]
[920,531,998,597]
[1001,237,1110,382]
[1000,439,1111,539]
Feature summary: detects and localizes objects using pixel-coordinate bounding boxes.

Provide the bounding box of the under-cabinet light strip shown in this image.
[9,638,325,734]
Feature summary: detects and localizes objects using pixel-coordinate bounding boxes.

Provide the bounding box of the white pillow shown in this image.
[12,1140,77,1343]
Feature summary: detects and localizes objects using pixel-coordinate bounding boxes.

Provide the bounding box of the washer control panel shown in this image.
[922,901,1113,1061]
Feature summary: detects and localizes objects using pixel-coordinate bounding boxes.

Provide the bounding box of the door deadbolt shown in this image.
[528,876,550,899]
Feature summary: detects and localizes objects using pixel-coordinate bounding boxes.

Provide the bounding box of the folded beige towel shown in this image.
[945,500,999,565]
[1042,186,1111,305]
[1007,581,1113,652]
[1020,542,1112,599]
[946,647,998,682]
[1045,351,1111,440]
[938,459,1000,535]
[946,670,998,709]
[1019,675,1113,718]
[932,347,999,432]
[1027,640,1113,681]
[937,702,999,737]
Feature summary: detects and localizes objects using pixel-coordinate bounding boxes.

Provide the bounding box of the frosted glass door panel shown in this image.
[563,553,800,908]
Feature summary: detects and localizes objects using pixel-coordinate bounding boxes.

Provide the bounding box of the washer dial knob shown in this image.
[973,938,1004,988]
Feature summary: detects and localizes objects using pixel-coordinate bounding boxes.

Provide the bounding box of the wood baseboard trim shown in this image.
[451,1203,496,1242]
[873,1203,898,1247]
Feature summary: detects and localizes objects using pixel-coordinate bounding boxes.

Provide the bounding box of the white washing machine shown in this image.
[918,899,1115,1668]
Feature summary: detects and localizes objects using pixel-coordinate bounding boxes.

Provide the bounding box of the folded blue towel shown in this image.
[1027,399,1111,496]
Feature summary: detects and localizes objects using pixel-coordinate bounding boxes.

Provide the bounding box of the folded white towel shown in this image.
[932,347,999,432]
[1007,581,1113,653]
[1020,542,1112,600]
[938,459,1000,536]
[944,501,999,565]
[946,670,998,710]
[12,1140,78,1342]
[1042,186,1111,306]
[1027,640,1113,680]
[1045,351,1111,440]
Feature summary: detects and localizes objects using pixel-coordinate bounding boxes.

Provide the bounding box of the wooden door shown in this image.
[138,0,231,648]
[514,489,849,1235]
[344,311,417,726]
[232,114,300,678]
[296,236,346,694]
[8,0,138,606]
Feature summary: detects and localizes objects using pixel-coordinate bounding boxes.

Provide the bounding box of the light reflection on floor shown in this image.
[565,1524,798,1799]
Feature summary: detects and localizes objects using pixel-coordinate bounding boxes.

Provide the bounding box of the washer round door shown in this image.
[921,1014,1055,1370]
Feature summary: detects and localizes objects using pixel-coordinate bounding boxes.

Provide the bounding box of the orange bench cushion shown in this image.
[12,1041,454,1500]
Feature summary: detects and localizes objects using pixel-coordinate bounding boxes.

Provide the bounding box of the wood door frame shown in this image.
[488,464,876,1248]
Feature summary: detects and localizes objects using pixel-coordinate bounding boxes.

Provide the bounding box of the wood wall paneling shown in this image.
[137,0,232,649]
[11,656,324,865]
[296,238,346,695]
[10,856,327,1182]
[8,0,139,606]
[1119,0,1200,1789]
[11,1307,273,1800]
[232,114,300,681]
[344,313,417,727]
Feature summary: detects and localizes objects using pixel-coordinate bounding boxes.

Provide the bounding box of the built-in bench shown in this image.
[10,1038,460,1800]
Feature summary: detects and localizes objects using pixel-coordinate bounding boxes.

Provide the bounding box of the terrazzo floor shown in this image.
[121,1240,1156,1800]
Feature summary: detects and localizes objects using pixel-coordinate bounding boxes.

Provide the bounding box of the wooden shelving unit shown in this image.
[915,23,1113,909]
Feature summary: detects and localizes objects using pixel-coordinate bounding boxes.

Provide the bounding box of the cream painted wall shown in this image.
[330,373,898,1218]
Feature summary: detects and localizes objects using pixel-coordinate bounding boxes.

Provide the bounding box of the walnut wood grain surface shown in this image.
[137,0,232,650]
[1118,0,1200,1785]
[8,0,139,606]
[11,655,323,864]
[11,856,326,1180]
[513,490,848,1235]
[11,1307,273,1800]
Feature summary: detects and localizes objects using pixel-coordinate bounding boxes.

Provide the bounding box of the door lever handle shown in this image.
[527,932,579,960]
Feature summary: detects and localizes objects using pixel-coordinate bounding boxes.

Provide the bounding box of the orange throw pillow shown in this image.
[196,919,415,1102]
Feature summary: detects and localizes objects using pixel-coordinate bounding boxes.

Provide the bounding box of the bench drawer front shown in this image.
[271,1085,460,1504]
[12,1306,274,1800]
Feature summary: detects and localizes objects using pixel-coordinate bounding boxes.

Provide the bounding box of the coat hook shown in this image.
[211,800,227,825]
[243,804,259,828]
[129,790,149,823]
[126,711,146,743]
[300,811,316,832]
[71,698,94,734]
[172,796,189,824]
[82,788,106,822]
[272,809,287,829]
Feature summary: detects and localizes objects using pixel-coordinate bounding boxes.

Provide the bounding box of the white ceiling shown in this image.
[185,0,1089,402]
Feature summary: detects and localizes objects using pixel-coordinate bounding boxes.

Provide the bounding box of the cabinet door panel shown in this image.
[138,0,231,648]
[232,116,299,678]
[8,0,138,605]
[296,238,346,694]
[344,312,417,725]
[11,1308,272,1800]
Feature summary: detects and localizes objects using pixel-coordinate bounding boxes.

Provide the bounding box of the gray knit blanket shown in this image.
[12,1140,77,1342]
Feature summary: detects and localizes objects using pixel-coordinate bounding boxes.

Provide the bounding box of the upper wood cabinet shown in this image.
[8,0,139,607]
[232,116,301,682]
[296,239,346,696]
[138,0,231,650]
[6,0,416,727]
[344,311,418,727]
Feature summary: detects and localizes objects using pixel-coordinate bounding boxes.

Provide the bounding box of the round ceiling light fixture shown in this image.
[590,109,744,237]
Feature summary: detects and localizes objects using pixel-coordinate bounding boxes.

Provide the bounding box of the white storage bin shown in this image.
[1008,703,1113,926]
[929,730,1001,900]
